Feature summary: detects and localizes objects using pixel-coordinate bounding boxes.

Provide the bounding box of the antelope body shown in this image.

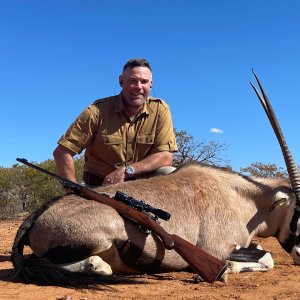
[12,163,299,286]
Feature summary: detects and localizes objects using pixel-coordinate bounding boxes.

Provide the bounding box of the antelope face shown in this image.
[291,244,300,264]
[290,215,300,265]
[279,204,300,265]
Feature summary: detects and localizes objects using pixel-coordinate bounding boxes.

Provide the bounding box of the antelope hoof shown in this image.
[87,255,113,275]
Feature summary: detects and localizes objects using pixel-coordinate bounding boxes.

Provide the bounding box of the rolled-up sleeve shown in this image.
[58,105,100,154]
[152,104,178,153]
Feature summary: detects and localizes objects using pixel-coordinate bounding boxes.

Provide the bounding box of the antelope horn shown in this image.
[249,69,300,207]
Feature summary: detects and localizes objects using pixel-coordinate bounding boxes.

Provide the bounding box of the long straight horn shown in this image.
[249,69,300,207]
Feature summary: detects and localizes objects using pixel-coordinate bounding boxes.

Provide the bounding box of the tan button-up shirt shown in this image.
[58,93,177,178]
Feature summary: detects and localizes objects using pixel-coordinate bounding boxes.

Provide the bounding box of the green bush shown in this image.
[0,157,84,217]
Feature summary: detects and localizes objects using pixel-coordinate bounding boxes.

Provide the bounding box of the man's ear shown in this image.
[119,75,123,87]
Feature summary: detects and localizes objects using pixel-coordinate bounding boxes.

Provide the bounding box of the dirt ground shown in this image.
[0,219,299,300]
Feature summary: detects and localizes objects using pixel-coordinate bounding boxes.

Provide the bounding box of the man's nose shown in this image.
[135,81,142,89]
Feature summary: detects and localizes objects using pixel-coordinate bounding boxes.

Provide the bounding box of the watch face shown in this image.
[126,166,134,177]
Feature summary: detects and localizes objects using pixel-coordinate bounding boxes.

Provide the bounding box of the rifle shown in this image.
[16,158,227,283]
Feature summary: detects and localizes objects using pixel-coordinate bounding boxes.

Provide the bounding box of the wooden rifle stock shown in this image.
[16,158,227,283]
[81,186,227,283]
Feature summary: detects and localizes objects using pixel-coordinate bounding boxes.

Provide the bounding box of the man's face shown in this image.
[119,67,152,110]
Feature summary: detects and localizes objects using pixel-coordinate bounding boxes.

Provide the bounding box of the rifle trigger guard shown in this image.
[138,214,159,235]
[138,225,152,235]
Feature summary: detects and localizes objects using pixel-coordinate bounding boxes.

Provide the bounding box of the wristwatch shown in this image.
[125,165,135,178]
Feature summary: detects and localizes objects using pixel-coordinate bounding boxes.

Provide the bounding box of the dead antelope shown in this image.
[11,72,300,287]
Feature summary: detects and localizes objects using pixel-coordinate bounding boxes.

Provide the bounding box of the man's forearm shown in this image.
[53,145,78,182]
[130,151,173,176]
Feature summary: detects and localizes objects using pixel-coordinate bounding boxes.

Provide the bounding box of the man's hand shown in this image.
[103,167,127,186]
[102,152,173,186]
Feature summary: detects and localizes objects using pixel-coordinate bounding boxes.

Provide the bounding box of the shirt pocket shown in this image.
[94,133,123,163]
[137,133,155,145]
[102,135,123,145]
[135,133,155,159]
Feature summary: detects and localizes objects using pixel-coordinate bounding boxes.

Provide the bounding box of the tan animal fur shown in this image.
[12,163,299,286]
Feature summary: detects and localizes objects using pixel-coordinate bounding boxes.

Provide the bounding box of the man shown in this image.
[53,58,177,186]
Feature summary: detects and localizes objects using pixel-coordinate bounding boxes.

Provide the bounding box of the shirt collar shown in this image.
[115,93,153,115]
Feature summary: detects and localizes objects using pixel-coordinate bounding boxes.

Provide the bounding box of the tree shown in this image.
[240,162,288,178]
[173,129,228,167]
[0,155,86,217]
[0,160,63,216]
[0,166,21,218]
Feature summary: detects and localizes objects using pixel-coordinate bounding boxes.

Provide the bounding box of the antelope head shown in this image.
[250,70,300,264]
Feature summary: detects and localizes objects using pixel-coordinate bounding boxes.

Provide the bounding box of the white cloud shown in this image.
[210,128,224,134]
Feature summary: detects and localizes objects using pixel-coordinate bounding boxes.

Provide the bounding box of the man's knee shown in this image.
[154,166,176,176]
[136,166,176,180]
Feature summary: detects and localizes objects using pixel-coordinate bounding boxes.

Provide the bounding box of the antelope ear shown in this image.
[269,191,290,211]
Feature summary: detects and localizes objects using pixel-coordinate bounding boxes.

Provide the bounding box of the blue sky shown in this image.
[1,0,299,171]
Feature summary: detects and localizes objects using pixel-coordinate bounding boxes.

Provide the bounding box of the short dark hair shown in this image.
[123,58,152,72]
